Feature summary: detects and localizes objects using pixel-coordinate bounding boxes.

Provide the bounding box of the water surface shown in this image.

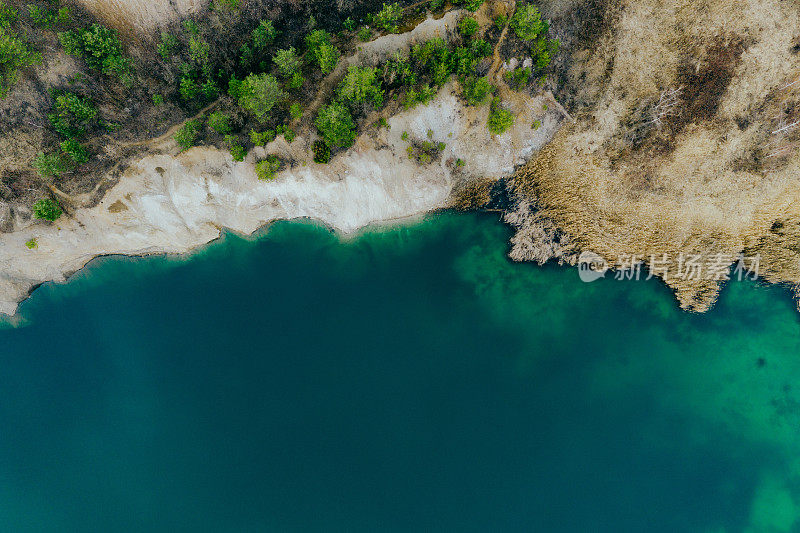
[2,213,799,532]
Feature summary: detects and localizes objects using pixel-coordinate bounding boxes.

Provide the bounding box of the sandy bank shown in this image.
[0,85,562,316]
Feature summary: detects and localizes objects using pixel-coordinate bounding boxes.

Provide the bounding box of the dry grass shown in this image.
[511,0,800,311]
[76,0,205,33]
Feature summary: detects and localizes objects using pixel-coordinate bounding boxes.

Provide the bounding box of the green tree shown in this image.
[48,92,97,138]
[250,128,275,145]
[374,3,402,33]
[157,32,178,60]
[224,135,246,161]
[458,16,479,38]
[0,15,41,97]
[60,139,89,164]
[315,42,339,74]
[463,0,484,11]
[315,102,356,148]
[289,102,302,120]
[252,19,276,50]
[273,47,300,78]
[337,65,383,107]
[32,152,72,178]
[255,155,281,180]
[208,112,232,134]
[58,24,131,78]
[510,4,547,40]
[189,34,211,74]
[312,140,330,163]
[32,198,62,221]
[487,97,514,134]
[305,30,332,62]
[175,119,200,151]
[236,73,285,122]
[462,76,491,105]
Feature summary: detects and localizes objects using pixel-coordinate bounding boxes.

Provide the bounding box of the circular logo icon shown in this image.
[578,251,608,283]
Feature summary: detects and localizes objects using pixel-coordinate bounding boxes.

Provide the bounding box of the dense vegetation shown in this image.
[0,0,560,230]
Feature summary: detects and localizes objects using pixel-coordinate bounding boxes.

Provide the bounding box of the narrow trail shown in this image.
[488,1,514,80]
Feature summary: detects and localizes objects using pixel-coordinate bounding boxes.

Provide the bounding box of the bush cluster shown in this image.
[59,24,131,80]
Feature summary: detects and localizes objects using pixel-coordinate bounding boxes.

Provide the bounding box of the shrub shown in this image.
[510,4,547,41]
[224,135,246,161]
[60,139,89,164]
[175,119,200,151]
[289,102,302,120]
[487,97,514,134]
[182,20,199,35]
[157,32,178,60]
[458,16,479,38]
[315,102,356,148]
[504,66,531,89]
[462,76,491,105]
[337,65,383,107]
[343,17,356,31]
[357,26,371,42]
[286,71,304,90]
[0,19,41,97]
[252,19,276,50]
[208,112,232,134]
[25,238,37,249]
[461,0,484,11]
[48,92,97,138]
[312,140,331,163]
[374,3,402,33]
[213,0,240,11]
[179,75,199,101]
[315,43,340,74]
[530,36,559,70]
[255,155,281,180]
[402,84,436,109]
[189,34,211,74]
[32,198,62,221]
[33,152,72,178]
[382,52,415,87]
[305,30,331,55]
[276,124,295,142]
[58,24,131,78]
[250,128,275,146]
[237,73,285,121]
[450,46,476,79]
[152,93,164,106]
[470,38,492,58]
[494,14,508,30]
[273,47,300,78]
[429,0,444,11]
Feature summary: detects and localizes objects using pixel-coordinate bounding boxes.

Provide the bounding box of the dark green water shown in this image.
[2,212,800,532]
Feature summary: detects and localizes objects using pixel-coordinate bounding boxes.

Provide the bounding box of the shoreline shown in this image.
[0,86,563,317]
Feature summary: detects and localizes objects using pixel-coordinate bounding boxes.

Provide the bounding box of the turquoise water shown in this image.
[2,212,800,532]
